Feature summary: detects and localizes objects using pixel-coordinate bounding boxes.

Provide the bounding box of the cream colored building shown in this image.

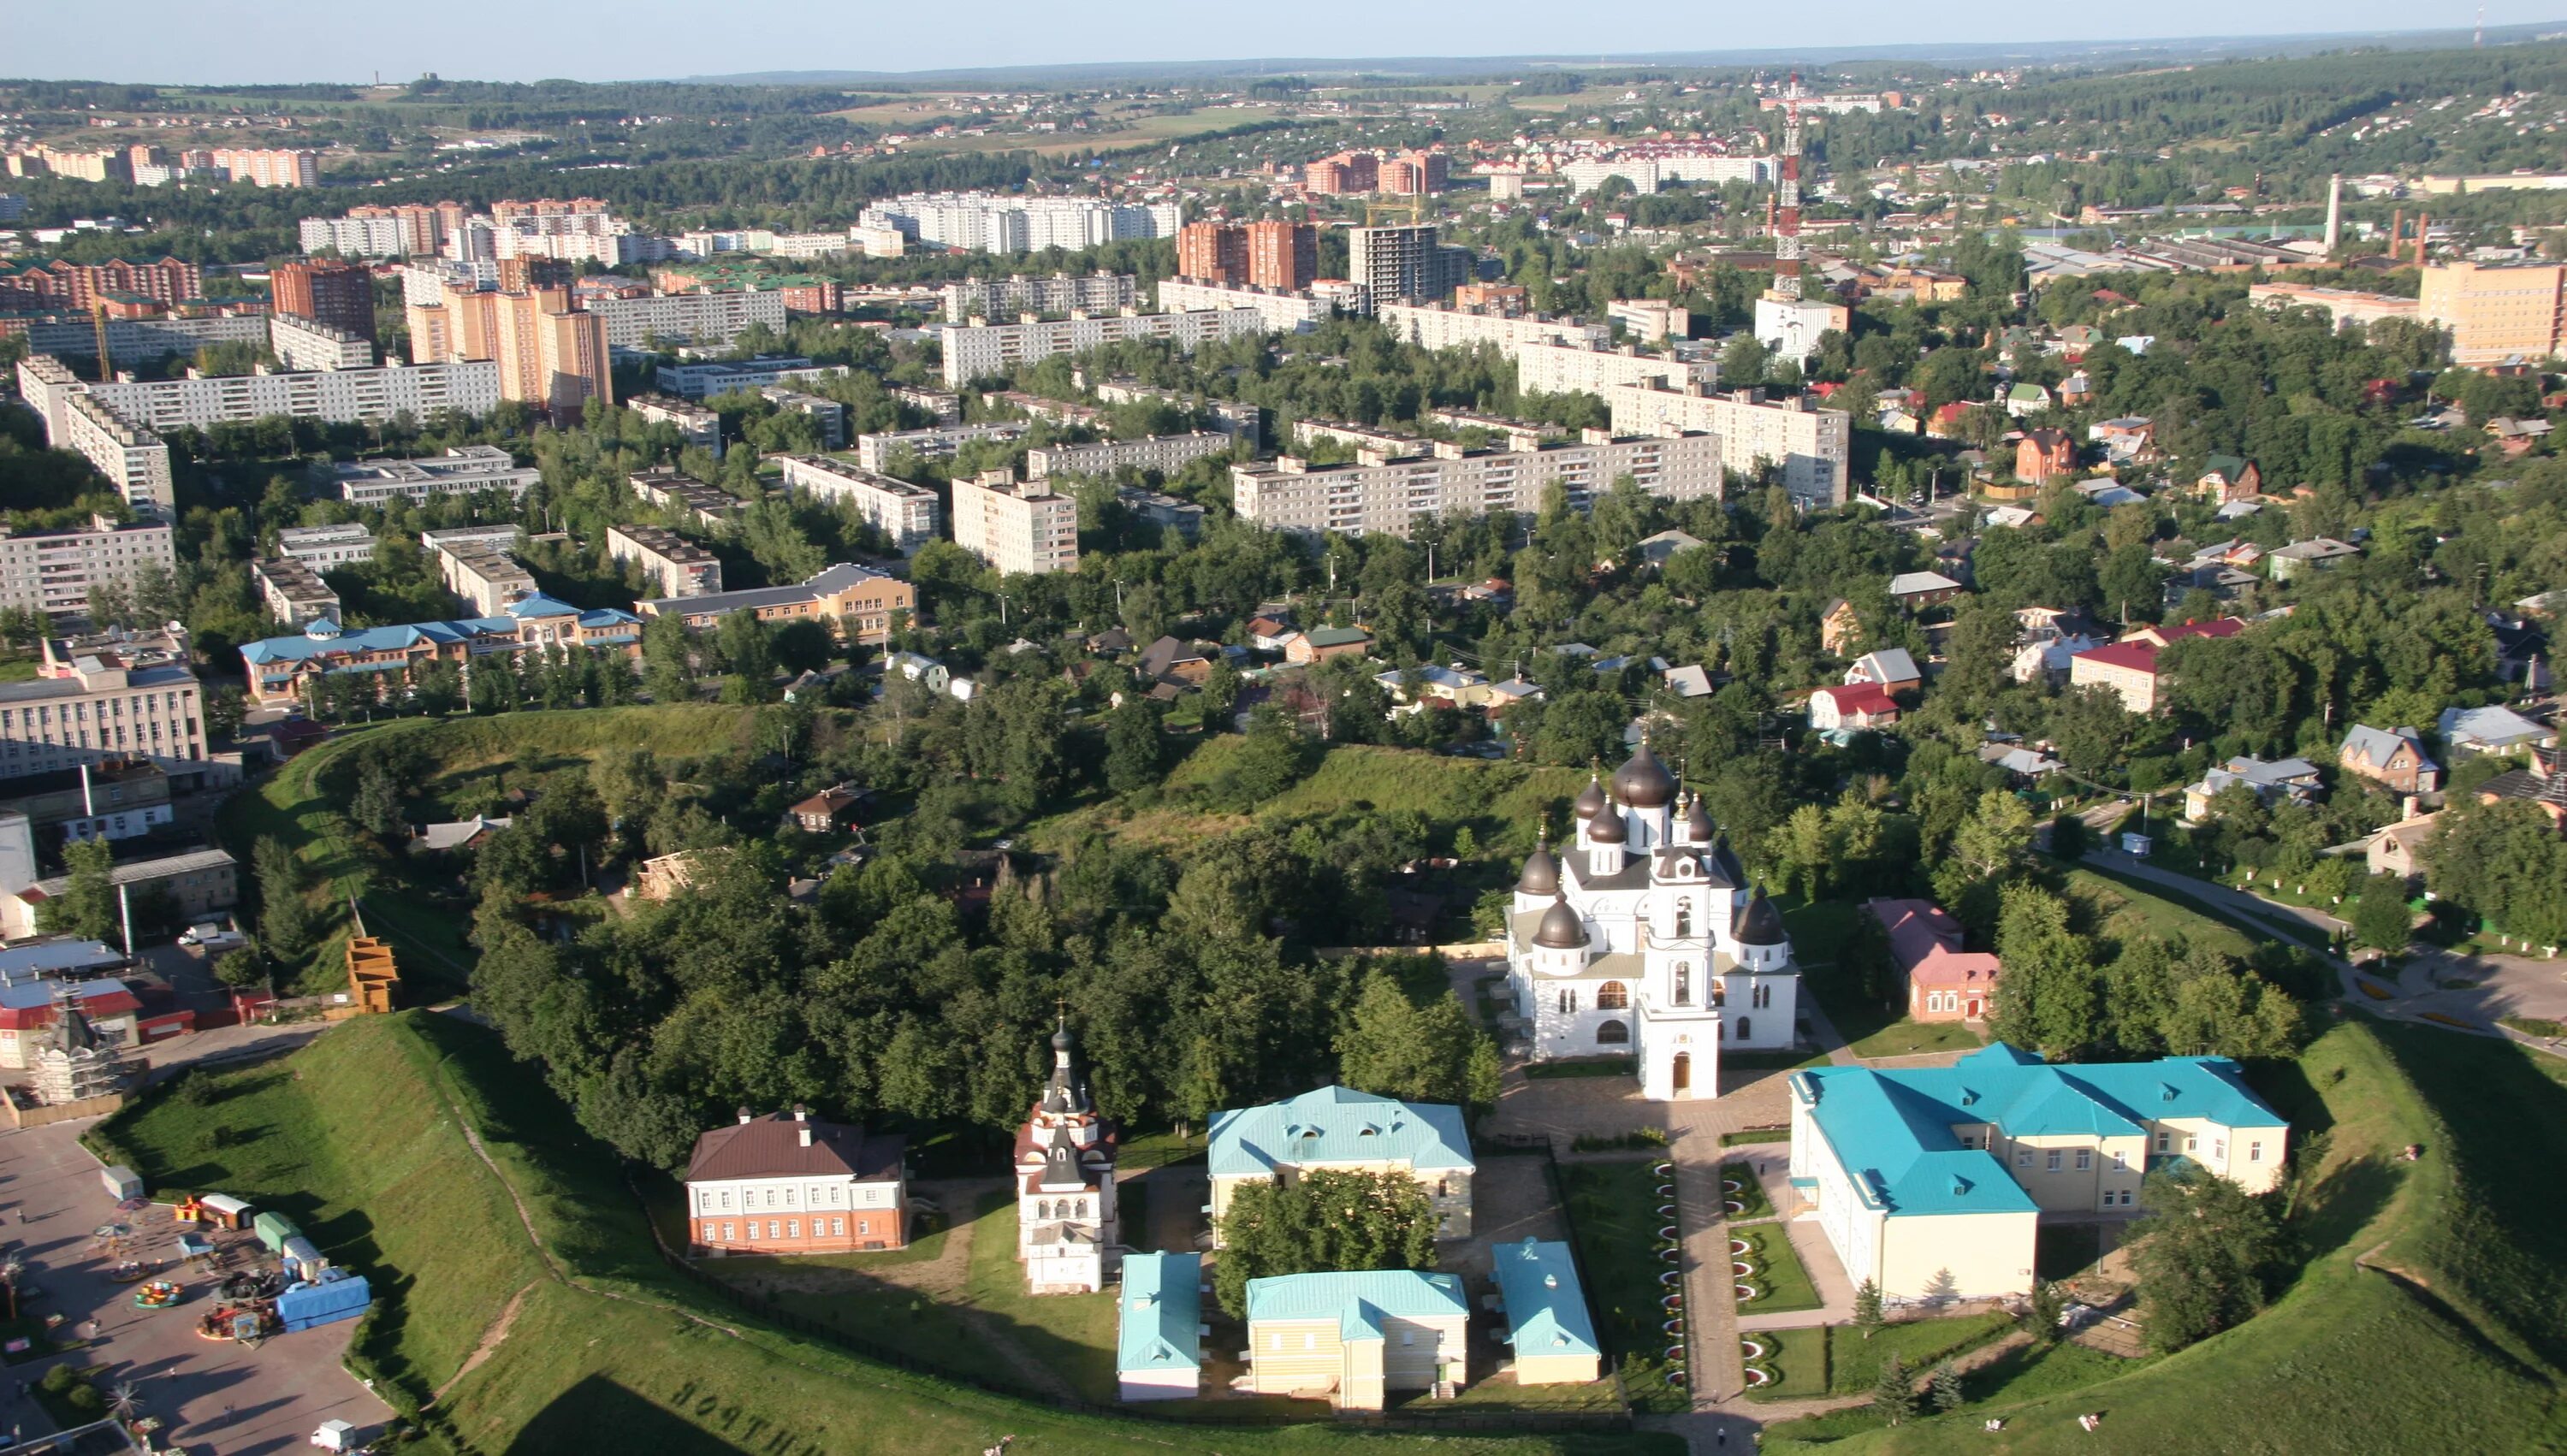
[951,471,1079,576]
[1787,1044,2287,1303]
[2419,260,2567,364]
[1512,340,1710,399]
[1232,428,1723,540]
[1604,382,1851,508]
[1207,1085,1474,1238]
[1242,1270,1467,1410]
[1376,301,1606,352]
[775,455,941,556]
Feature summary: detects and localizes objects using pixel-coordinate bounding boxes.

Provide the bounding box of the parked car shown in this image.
[180,923,244,951]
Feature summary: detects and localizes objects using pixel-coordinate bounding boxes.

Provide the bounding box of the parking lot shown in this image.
[0,1104,390,1453]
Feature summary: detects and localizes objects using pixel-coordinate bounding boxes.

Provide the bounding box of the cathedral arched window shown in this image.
[1036,1199,1050,1220]
[1596,980,1630,1010]
[1738,1016,1752,1040]
[1596,1019,1630,1045]
[1674,899,1693,937]
[1674,964,1691,1005]
[1556,987,1580,1015]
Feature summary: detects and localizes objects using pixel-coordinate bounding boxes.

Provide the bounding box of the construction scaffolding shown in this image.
[346,936,400,1015]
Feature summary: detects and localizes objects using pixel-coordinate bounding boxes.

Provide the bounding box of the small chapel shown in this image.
[1503,741,1800,1100]
[1013,1012,1120,1293]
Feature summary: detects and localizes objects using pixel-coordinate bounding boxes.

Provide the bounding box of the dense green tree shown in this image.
[2128,1165,2283,1352]
[1212,1168,1440,1318]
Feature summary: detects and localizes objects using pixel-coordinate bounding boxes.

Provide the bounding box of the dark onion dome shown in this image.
[1735,886,1787,946]
[1534,893,1589,949]
[1683,794,1715,842]
[1587,799,1628,843]
[1516,838,1562,895]
[1613,742,1678,808]
[1052,1019,1075,1052]
[1573,774,1608,820]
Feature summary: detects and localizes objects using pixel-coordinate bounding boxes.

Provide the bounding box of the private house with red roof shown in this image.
[684,1107,909,1256]
[1866,898,2000,1022]
[2068,619,2247,714]
[2015,428,2078,485]
[1810,682,1903,731]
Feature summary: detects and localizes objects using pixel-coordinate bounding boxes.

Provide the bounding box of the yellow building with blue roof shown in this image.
[1491,1237,1602,1385]
[1787,1044,2288,1301]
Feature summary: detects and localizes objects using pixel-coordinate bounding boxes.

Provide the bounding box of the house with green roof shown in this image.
[1242,1270,1467,1410]
[1209,1085,1475,1238]
[1787,1043,2287,1301]
[1116,1252,1201,1401]
[1491,1237,1602,1386]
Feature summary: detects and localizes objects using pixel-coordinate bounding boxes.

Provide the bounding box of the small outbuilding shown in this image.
[98,1165,143,1202]
[1491,1237,1603,1385]
[1116,1252,1203,1401]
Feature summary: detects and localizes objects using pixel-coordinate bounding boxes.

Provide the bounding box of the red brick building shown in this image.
[2014,428,2078,484]
[685,1108,910,1256]
[1178,222,1248,284]
[271,259,376,344]
[0,257,204,311]
[1246,221,1318,290]
[1867,898,2001,1022]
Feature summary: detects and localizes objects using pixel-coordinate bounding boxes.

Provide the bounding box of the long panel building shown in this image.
[775,455,943,556]
[857,194,1181,255]
[1027,432,1234,481]
[321,447,540,507]
[938,308,1264,387]
[940,272,1138,323]
[1231,427,1724,538]
[1603,382,1853,509]
[589,289,787,349]
[0,515,177,620]
[23,354,501,434]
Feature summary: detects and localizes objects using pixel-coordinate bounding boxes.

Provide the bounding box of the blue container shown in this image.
[276,1272,371,1333]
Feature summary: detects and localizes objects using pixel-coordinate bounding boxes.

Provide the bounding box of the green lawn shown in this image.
[93,1013,1681,1456]
[1743,1325,1827,1402]
[1823,1312,2015,1396]
[1721,1128,1792,1147]
[960,1193,1124,1405]
[1720,1162,1773,1222]
[1735,1224,1822,1314]
[1843,1020,1987,1059]
[1764,1015,2567,1453]
[2059,862,2283,956]
[1559,1159,1687,1413]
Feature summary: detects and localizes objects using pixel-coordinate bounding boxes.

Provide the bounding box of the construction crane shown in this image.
[1772,74,1811,303]
[1364,198,1424,226]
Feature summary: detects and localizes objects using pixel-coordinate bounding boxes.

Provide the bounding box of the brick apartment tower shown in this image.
[1177,222,1248,284]
[271,259,376,344]
[1246,221,1318,290]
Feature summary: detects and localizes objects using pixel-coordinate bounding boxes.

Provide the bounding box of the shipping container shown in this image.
[252,1210,301,1252]
[276,1272,370,1334]
[278,1235,327,1281]
[98,1165,143,1202]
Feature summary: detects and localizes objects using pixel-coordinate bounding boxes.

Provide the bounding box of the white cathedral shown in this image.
[1505,743,1800,1101]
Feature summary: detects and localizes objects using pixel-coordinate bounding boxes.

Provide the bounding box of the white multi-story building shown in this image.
[605,525,722,600]
[775,455,943,556]
[62,395,174,518]
[5,311,268,362]
[589,290,788,349]
[1153,278,1334,333]
[27,357,502,434]
[274,524,376,570]
[1231,428,1725,539]
[0,630,212,785]
[858,193,1180,255]
[1505,746,1799,1100]
[252,557,340,625]
[1609,299,1691,345]
[952,471,1079,576]
[299,215,412,257]
[1513,340,1711,399]
[323,447,540,507]
[1377,302,1609,353]
[1026,432,1234,481]
[1753,295,1852,363]
[1604,382,1853,509]
[655,357,841,400]
[853,422,1027,473]
[940,272,1138,322]
[625,394,724,458]
[423,526,536,616]
[268,313,374,372]
[0,516,177,620]
[937,308,1264,388]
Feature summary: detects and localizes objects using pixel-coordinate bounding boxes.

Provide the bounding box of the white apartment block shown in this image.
[951,471,1080,576]
[761,388,847,450]
[56,358,502,433]
[1377,302,1610,353]
[626,394,724,458]
[0,516,177,620]
[1027,432,1234,481]
[323,447,540,507]
[423,527,536,616]
[0,644,210,783]
[589,290,788,349]
[775,455,943,556]
[252,558,340,626]
[938,308,1264,387]
[62,395,174,518]
[1231,428,1726,539]
[655,357,840,400]
[1559,153,1772,195]
[941,272,1139,322]
[268,313,375,371]
[1609,299,1690,344]
[1513,340,1712,399]
[274,524,376,569]
[852,422,1027,473]
[1153,278,1334,333]
[605,525,722,599]
[299,215,412,257]
[858,193,1180,254]
[1604,382,1853,509]
[6,311,268,361]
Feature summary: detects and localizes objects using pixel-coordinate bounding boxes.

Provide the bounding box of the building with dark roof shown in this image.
[684,1107,909,1256]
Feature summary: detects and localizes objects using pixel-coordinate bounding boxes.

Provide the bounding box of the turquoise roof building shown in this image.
[1116,1252,1201,1401]
[1490,1238,1602,1383]
[1209,1085,1479,1238]
[1241,1269,1469,1408]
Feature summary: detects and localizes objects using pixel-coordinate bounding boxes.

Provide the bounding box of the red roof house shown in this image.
[1867,898,2001,1022]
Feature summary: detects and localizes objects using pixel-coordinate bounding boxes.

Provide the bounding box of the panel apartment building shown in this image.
[606,525,723,600]
[1513,340,1712,399]
[268,314,375,372]
[1376,302,1608,353]
[853,422,1027,473]
[940,272,1138,323]
[1604,382,1853,509]
[23,354,502,436]
[1154,278,1334,333]
[857,194,1181,254]
[16,358,173,516]
[323,447,540,506]
[252,557,341,625]
[1230,428,1725,539]
[0,515,177,620]
[938,308,1264,387]
[0,627,212,787]
[1027,432,1234,481]
[775,455,943,556]
[2418,260,2567,364]
[952,472,1080,576]
[588,289,787,348]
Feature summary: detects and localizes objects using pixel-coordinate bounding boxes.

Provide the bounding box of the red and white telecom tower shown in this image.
[1772,73,1811,302]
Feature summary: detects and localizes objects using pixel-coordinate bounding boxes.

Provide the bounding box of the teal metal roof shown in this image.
[1209,1086,1473,1179]
[1791,1044,2286,1219]
[1491,1239,1600,1361]
[1244,1270,1466,1330]
[1117,1252,1201,1374]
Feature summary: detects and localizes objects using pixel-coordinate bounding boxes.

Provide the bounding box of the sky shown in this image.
[1,0,2554,85]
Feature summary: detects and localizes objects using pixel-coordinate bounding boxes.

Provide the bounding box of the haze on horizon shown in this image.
[2,0,2558,86]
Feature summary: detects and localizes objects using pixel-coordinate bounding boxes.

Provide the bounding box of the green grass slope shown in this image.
[98,1014,1679,1456]
[1766,1017,2567,1453]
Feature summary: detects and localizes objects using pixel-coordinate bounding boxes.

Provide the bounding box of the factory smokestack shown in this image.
[2324,174,2342,252]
